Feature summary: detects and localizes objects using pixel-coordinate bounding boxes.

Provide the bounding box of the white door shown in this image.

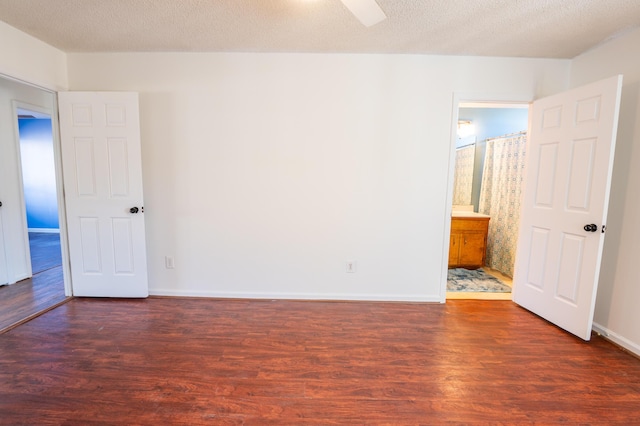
[58,92,148,297]
[513,75,623,340]
[0,204,8,285]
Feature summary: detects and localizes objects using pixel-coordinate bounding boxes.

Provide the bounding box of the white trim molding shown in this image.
[592,322,640,358]
[27,228,60,233]
[149,288,443,303]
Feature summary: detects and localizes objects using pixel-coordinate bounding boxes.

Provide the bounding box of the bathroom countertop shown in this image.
[451,211,491,219]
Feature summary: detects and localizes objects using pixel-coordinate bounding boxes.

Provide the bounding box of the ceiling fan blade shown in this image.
[340,0,387,27]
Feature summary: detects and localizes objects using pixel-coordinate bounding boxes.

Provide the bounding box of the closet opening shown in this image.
[446,101,530,300]
[0,97,69,332]
[17,107,63,276]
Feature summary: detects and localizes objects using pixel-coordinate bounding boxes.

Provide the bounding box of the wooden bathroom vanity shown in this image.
[448,211,490,269]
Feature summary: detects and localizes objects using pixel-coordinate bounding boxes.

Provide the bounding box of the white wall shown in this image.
[571,28,640,355]
[67,52,569,301]
[0,21,67,91]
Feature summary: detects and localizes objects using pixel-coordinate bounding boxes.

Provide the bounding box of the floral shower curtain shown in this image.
[479,132,527,277]
[452,144,475,206]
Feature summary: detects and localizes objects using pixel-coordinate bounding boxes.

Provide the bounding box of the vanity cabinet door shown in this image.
[458,233,486,266]
[448,233,461,266]
[448,217,489,269]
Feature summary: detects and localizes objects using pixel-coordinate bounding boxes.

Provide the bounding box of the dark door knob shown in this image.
[0,201,2,207]
[129,207,139,214]
[583,224,598,232]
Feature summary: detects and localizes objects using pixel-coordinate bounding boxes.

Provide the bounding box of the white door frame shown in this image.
[441,92,533,302]
[48,95,72,296]
[1,73,72,296]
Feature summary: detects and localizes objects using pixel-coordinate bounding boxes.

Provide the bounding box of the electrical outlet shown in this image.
[165,256,175,269]
[346,261,357,273]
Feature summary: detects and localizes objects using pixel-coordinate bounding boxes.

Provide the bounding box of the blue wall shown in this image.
[18,118,59,230]
[455,107,529,211]
[458,107,529,147]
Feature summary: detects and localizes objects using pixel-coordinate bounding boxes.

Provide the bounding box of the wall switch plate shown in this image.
[165,256,175,269]
[346,261,357,273]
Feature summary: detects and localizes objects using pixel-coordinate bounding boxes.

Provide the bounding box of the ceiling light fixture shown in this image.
[340,0,387,27]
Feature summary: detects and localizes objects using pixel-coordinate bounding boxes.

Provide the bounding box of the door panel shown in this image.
[0,207,8,285]
[58,92,148,297]
[448,234,459,266]
[459,233,485,265]
[513,75,623,340]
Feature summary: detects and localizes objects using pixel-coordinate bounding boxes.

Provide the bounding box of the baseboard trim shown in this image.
[148,288,442,303]
[592,322,640,358]
[28,228,60,234]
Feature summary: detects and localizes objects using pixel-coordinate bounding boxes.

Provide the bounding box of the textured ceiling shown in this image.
[1,0,640,58]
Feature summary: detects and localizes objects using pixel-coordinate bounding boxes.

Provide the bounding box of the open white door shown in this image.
[0,207,8,285]
[58,92,148,297]
[513,75,623,340]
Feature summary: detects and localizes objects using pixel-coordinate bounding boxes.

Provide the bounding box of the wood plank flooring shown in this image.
[1,298,639,424]
[28,232,63,275]
[0,266,68,333]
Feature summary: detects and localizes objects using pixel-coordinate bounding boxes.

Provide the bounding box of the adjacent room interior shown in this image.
[447,103,529,300]
[0,84,68,332]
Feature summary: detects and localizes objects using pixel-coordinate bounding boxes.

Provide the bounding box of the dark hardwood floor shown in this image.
[0,266,68,333]
[28,232,63,275]
[1,298,639,424]
[0,232,68,333]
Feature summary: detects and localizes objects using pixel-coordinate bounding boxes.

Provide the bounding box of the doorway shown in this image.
[446,101,530,300]
[17,107,63,274]
[0,76,70,332]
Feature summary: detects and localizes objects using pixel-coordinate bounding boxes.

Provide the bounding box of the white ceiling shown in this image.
[1,0,640,58]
